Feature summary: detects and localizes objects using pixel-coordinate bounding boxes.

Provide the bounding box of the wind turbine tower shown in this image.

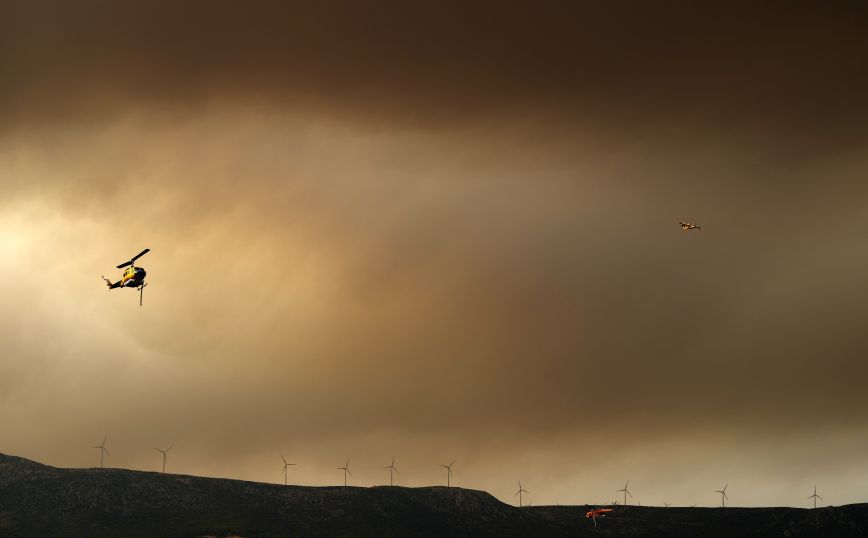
[616,481,632,506]
[714,484,729,507]
[440,460,455,487]
[339,458,352,486]
[154,446,172,473]
[281,455,297,486]
[515,481,529,507]
[384,457,399,486]
[92,436,109,468]
[809,485,822,509]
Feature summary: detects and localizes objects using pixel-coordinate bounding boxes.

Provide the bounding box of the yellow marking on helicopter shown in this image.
[120,266,137,286]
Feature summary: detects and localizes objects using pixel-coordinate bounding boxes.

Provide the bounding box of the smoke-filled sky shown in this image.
[2,1,868,507]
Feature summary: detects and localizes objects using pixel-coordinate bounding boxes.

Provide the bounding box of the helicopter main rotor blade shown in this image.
[131,248,150,263]
[116,248,150,268]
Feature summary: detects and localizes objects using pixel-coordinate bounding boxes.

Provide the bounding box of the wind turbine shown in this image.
[92,436,109,468]
[714,484,729,507]
[281,455,296,486]
[154,445,172,473]
[440,460,455,487]
[515,481,529,507]
[338,458,352,486]
[809,485,822,509]
[384,457,399,486]
[616,481,632,506]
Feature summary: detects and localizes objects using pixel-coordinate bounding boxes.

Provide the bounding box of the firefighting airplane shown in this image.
[102,248,150,306]
[680,222,701,230]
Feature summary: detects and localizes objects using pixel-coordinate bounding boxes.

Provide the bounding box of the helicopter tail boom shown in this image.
[102,276,122,289]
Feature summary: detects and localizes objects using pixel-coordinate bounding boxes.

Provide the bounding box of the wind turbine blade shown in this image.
[347,469,352,477]
[450,460,455,467]
[394,467,399,474]
[103,448,110,456]
[165,446,172,453]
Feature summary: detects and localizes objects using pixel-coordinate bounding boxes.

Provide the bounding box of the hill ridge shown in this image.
[1,453,867,537]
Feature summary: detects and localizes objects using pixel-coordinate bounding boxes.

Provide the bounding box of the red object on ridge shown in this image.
[586,508,614,519]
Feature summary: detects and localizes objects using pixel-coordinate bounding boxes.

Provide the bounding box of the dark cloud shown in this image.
[3,1,868,132]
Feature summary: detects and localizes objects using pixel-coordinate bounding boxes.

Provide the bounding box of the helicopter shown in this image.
[586,507,615,528]
[102,248,150,306]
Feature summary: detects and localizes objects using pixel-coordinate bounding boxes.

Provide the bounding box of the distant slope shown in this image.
[1,453,866,537]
